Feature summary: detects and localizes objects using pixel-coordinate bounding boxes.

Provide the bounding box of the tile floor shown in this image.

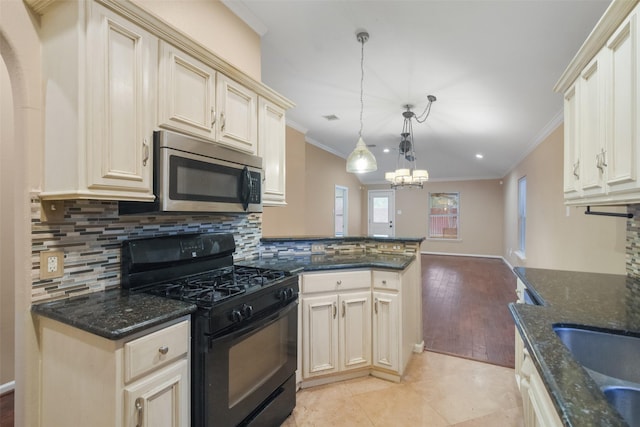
[282,351,524,426]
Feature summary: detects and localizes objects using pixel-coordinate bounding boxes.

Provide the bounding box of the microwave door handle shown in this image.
[240,166,252,211]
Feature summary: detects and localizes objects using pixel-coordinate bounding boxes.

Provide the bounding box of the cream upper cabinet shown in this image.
[557,1,640,205]
[158,41,217,141]
[40,1,156,200]
[563,83,581,200]
[605,10,640,196]
[258,97,287,205]
[216,74,258,154]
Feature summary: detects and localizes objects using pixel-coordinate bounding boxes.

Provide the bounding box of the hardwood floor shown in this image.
[422,254,517,368]
[0,391,13,427]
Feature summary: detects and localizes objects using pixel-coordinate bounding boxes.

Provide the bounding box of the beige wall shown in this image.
[262,126,306,236]
[367,179,504,256]
[133,0,261,81]
[502,124,626,274]
[262,135,366,237]
[1,0,44,424]
[1,54,15,387]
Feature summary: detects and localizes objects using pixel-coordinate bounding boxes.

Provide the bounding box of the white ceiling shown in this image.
[225,0,611,184]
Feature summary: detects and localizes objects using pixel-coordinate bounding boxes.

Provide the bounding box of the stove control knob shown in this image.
[230,309,243,323]
[286,288,295,299]
[242,304,253,318]
[277,288,288,302]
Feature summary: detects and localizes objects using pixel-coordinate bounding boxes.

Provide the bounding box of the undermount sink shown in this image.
[553,326,640,384]
[603,387,640,427]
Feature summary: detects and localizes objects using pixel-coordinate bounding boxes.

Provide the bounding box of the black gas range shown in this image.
[121,232,298,427]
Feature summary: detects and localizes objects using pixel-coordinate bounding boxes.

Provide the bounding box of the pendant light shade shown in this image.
[346,31,377,174]
[347,137,377,173]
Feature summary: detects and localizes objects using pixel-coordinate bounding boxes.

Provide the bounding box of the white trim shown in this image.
[285,118,308,134]
[421,251,503,259]
[0,380,15,394]
[305,136,346,158]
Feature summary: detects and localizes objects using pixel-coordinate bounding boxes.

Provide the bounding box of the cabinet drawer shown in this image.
[372,270,400,290]
[124,320,189,383]
[302,270,370,293]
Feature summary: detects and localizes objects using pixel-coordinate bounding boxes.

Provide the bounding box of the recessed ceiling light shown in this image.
[475,153,484,159]
[383,148,390,153]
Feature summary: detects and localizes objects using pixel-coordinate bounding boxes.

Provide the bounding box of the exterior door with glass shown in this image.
[368,190,395,237]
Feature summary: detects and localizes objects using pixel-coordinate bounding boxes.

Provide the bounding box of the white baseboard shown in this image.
[413,341,425,353]
[1,380,15,394]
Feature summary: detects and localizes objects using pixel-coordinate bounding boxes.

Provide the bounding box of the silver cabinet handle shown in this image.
[342,300,345,317]
[336,280,342,285]
[332,302,337,319]
[142,138,149,167]
[374,298,378,314]
[220,112,226,132]
[158,345,169,355]
[211,108,216,128]
[573,160,580,180]
[135,397,144,427]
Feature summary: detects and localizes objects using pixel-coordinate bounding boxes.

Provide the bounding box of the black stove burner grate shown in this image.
[144,265,287,307]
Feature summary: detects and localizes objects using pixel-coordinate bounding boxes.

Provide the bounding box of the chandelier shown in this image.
[346,31,377,174]
[385,95,437,189]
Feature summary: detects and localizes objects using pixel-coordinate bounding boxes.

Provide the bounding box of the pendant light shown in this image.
[346,31,377,174]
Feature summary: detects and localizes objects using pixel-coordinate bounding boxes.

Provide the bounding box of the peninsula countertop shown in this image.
[509,267,640,427]
[239,252,416,273]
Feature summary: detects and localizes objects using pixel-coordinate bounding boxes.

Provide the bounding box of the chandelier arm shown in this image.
[413,101,433,123]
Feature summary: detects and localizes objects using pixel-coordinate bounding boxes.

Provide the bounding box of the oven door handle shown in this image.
[208,301,297,347]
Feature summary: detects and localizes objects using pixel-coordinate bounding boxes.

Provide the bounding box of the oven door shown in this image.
[201,301,297,427]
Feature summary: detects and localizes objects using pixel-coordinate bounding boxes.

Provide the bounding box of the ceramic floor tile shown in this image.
[284,351,524,427]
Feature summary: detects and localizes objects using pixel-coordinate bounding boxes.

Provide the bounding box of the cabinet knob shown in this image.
[382,280,387,285]
[336,280,342,285]
[158,345,169,355]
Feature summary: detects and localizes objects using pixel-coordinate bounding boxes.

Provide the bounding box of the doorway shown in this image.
[334,186,348,237]
[368,190,395,237]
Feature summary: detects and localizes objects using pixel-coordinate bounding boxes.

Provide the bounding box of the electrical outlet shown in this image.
[311,244,325,253]
[40,251,64,279]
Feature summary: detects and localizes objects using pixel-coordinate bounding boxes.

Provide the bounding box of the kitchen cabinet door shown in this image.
[372,291,400,372]
[563,84,581,200]
[520,355,563,427]
[216,74,258,154]
[606,8,640,196]
[338,291,371,372]
[88,4,157,195]
[302,294,339,378]
[158,41,217,141]
[578,51,608,198]
[258,97,287,206]
[124,359,189,427]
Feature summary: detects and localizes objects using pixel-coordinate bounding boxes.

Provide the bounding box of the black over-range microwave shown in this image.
[119,130,262,215]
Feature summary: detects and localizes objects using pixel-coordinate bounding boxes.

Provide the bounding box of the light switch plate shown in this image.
[40,251,64,279]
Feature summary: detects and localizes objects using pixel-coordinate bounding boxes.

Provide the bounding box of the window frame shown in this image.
[427,192,460,240]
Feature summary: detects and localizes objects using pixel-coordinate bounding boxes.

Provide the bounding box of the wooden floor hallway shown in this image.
[421,254,517,368]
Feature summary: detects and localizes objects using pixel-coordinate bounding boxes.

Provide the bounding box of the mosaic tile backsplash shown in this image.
[627,204,640,278]
[31,198,261,302]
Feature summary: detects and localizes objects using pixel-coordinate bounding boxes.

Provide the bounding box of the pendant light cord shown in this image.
[359,36,365,138]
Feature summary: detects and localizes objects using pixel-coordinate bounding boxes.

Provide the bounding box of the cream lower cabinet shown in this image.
[40,0,156,201]
[301,270,372,381]
[39,316,190,427]
[519,352,563,427]
[372,290,400,372]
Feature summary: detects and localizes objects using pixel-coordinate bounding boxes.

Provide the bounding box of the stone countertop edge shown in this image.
[260,236,426,244]
[239,253,416,273]
[510,267,637,427]
[31,289,197,340]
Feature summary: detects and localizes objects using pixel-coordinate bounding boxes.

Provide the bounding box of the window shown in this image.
[334,186,348,237]
[428,192,459,239]
[518,176,527,255]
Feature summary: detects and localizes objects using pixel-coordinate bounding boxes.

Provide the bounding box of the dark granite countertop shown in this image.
[32,289,197,340]
[510,267,640,427]
[261,235,425,244]
[239,253,415,272]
